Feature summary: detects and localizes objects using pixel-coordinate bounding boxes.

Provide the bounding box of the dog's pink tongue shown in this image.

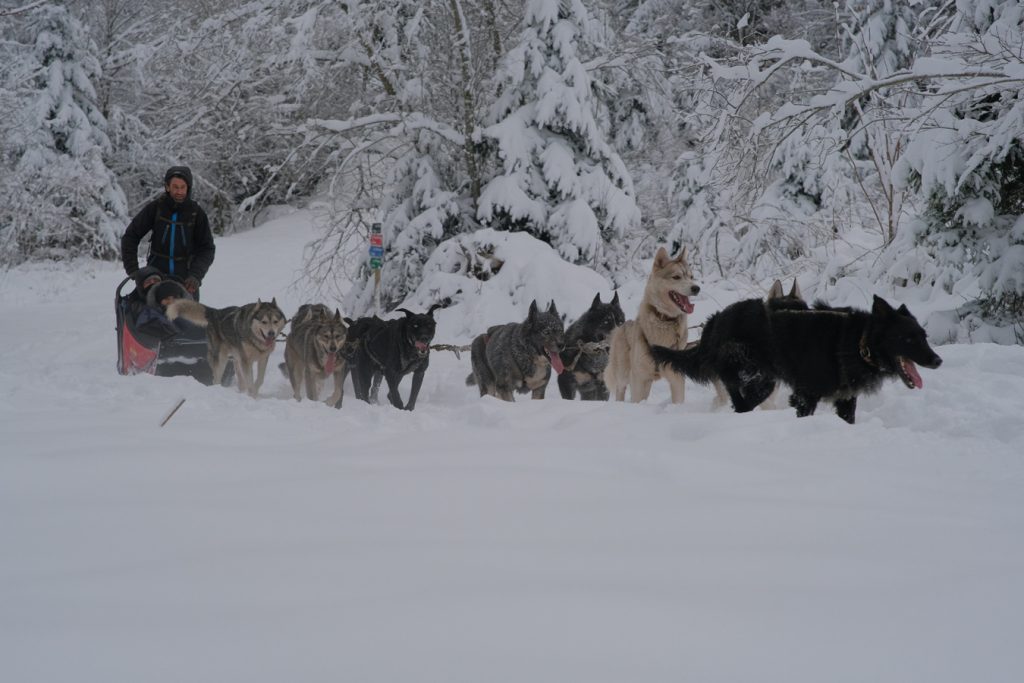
[669,292,694,314]
[415,341,428,352]
[549,351,565,375]
[903,359,923,389]
[324,354,336,375]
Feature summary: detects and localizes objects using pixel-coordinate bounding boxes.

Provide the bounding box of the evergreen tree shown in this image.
[0,2,127,264]
[894,0,1024,335]
[841,0,922,78]
[478,0,640,275]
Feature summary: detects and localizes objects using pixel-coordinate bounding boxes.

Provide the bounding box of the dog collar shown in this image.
[859,330,879,368]
[647,305,681,324]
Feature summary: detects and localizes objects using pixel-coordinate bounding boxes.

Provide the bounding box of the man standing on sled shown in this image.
[121,165,215,301]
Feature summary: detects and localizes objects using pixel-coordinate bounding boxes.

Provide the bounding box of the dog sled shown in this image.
[114,276,230,385]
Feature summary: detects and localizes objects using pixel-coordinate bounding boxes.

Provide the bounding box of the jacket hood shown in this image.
[164,166,193,199]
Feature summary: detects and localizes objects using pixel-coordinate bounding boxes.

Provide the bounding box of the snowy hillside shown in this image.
[2,212,1023,683]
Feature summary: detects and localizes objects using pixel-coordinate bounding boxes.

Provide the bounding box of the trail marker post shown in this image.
[370,222,383,314]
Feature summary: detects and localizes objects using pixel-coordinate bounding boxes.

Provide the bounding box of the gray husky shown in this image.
[167,298,286,397]
[557,293,625,401]
[467,300,565,401]
[281,304,349,408]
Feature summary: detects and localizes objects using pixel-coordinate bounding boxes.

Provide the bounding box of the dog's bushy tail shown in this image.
[649,343,714,384]
[165,299,208,327]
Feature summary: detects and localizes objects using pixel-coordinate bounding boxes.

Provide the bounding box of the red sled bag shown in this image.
[116,277,161,375]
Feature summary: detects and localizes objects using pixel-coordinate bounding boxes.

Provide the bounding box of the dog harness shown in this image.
[361,331,390,372]
[560,340,610,373]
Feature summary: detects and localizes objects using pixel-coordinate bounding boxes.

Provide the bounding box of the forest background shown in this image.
[2,0,1022,342]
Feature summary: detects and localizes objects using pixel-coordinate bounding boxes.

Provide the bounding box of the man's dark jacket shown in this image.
[121,194,215,283]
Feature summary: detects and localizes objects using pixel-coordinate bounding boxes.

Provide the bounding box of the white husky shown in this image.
[604,247,700,403]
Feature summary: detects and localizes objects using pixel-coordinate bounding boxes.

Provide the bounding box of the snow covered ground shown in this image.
[2,211,1023,683]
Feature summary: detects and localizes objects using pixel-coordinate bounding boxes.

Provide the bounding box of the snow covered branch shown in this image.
[309,113,466,147]
[0,0,48,18]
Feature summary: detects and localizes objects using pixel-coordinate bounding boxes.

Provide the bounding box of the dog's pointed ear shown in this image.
[271,297,277,307]
[871,295,894,316]
[611,291,620,306]
[344,316,355,326]
[768,280,784,299]
[396,308,413,317]
[427,302,443,317]
[333,308,342,322]
[675,246,688,263]
[897,303,911,316]
[257,298,263,304]
[653,247,669,269]
[592,293,602,309]
[789,279,802,300]
[548,300,559,317]
[528,299,539,320]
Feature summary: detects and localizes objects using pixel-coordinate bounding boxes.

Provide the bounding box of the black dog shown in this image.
[557,293,625,401]
[344,305,441,410]
[651,295,942,424]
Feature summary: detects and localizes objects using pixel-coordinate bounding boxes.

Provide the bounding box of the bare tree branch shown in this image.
[0,0,48,18]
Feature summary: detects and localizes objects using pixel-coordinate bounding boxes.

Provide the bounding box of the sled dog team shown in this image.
[165,246,943,424]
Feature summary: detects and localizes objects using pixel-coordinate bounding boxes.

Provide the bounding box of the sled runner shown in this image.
[114,276,230,385]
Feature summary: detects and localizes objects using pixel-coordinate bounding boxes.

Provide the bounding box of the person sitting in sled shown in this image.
[121,165,215,301]
[148,279,190,311]
[131,275,194,340]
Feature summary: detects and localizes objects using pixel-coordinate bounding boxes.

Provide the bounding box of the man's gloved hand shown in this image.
[184,276,201,295]
[133,266,162,291]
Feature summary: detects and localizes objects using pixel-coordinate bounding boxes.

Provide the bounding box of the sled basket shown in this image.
[114,277,222,385]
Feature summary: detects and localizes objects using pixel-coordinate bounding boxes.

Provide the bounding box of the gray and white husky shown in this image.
[167,298,286,397]
[281,304,349,408]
